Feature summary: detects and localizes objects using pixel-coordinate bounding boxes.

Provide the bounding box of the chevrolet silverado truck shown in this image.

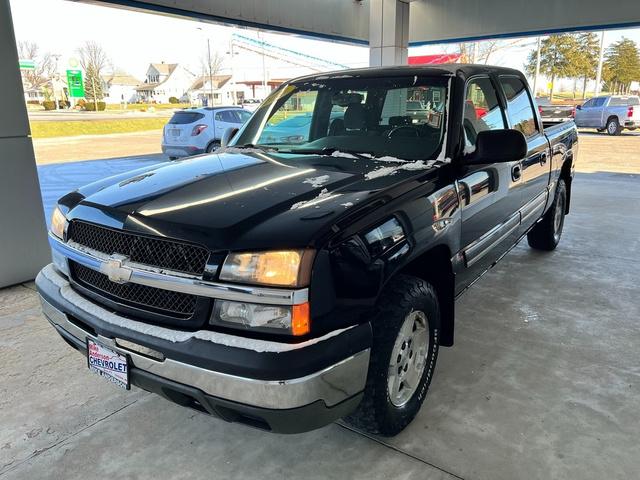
[36,65,578,436]
[574,94,640,135]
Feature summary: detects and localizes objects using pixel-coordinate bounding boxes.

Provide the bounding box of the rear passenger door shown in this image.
[456,76,522,292]
[214,110,239,139]
[498,76,550,232]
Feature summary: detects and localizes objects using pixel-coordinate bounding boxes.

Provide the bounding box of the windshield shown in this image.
[231,75,450,161]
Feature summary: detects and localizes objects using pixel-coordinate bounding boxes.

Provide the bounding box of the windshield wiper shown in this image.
[281,147,373,160]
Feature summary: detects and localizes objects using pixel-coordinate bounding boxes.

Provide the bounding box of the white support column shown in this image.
[0,0,50,287]
[369,0,410,66]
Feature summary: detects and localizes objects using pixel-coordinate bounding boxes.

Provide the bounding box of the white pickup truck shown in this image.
[574,95,640,135]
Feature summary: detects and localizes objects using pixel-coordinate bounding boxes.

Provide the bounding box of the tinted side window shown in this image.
[169,112,205,125]
[500,77,538,138]
[463,77,505,148]
[235,110,252,123]
[582,99,594,108]
[593,97,606,107]
[609,97,640,106]
[215,110,239,123]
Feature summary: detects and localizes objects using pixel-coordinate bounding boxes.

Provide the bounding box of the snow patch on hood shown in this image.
[290,187,341,210]
[364,159,440,180]
[330,150,373,159]
[214,146,271,155]
[303,175,330,188]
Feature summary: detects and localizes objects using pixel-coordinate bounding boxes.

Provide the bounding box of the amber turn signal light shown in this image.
[291,302,310,336]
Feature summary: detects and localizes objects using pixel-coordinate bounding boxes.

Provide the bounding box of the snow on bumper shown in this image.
[36,264,370,412]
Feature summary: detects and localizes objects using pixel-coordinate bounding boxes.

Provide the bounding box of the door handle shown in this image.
[540,152,548,165]
[511,164,522,181]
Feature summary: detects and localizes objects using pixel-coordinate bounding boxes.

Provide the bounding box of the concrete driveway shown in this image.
[2,136,640,479]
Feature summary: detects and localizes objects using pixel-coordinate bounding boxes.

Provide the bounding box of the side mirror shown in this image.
[221,127,239,148]
[464,129,527,164]
[576,105,582,110]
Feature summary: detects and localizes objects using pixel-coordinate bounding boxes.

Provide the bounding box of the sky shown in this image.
[9,0,640,88]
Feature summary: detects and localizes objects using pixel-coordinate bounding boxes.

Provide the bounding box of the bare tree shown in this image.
[78,41,110,109]
[17,41,56,91]
[457,38,529,65]
[199,49,224,78]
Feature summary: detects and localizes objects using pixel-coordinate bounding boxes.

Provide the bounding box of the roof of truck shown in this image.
[291,64,525,83]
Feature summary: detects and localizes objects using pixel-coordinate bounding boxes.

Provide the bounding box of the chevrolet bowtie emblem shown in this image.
[100,254,133,284]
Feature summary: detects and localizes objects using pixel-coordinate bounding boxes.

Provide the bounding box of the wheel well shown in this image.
[399,245,455,347]
[606,115,618,126]
[206,139,221,151]
[560,155,573,214]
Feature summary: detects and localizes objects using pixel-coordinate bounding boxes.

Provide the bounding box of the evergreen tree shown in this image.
[525,34,579,100]
[571,33,600,99]
[77,41,109,108]
[604,38,640,94]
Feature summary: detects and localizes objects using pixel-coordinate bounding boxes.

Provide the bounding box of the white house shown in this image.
[136,62,195,103]
[188,75,251,106]
[102,73,140,104]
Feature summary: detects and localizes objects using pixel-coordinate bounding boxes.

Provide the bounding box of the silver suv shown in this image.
[574,95,640,135]
[162,107,252,158]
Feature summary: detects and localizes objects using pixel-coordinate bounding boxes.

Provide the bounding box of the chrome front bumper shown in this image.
[37,265,370,412]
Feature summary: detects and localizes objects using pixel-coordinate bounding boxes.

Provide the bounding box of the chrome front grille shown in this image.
[68,220,210,276]
[70,262,198,318]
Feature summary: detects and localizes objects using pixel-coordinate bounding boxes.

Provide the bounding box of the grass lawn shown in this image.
[30,118,167,138]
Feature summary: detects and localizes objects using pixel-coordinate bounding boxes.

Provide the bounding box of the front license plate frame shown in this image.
[86,338,130,390]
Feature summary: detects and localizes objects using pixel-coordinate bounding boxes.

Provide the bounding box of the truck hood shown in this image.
[67,151,441,251]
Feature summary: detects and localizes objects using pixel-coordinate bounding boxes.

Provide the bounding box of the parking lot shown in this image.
[2,131,640,479]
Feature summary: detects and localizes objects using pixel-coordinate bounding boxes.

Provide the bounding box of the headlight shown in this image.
[219,250,313,287]
[211,300,310,336]
[50,207,68,239]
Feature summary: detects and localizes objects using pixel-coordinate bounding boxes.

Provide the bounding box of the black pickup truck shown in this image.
[36,65,578,436]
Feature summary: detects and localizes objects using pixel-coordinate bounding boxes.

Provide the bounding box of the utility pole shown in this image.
[532,36,541,97]
[52,54,61,109]
[594,31,605,96]
[472,42,479,64]
[229,37,237,105]
[259,31,267,99]
[207,37,214,105]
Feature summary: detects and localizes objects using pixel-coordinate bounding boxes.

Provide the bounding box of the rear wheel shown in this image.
[606,117,622,136]
[206,141,220,153]
[345,275,440,436]
[527,178,566,251]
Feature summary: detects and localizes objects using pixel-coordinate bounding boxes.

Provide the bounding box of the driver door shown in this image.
[455,76,523,293]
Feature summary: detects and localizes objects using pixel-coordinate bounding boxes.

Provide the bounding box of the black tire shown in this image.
[206,141,220,153]
[169,156,178,160]
[527,178,567,251]
[606,117,622,136]
[345,275,440,436]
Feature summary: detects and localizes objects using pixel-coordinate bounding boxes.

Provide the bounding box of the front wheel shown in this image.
[527,179,567,251]
[345,275,440,436]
